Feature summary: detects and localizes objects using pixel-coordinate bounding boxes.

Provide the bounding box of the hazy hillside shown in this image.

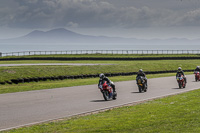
[0,28,199,45]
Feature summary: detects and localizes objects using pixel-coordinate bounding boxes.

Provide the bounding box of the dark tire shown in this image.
[144,87,147,92]
[112,92,117,100]
[195,76,198,82]
[103,90,109,101]
[138,85,142,93]
[144,84,147,92]
[183,81,186,88]
[179,82,182,89]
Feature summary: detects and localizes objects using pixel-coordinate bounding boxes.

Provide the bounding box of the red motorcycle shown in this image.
[194,71,200,81]
[98,81,117,101]
[176,74,186,88]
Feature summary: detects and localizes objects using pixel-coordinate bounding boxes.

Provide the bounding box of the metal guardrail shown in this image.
[1,50,200,57]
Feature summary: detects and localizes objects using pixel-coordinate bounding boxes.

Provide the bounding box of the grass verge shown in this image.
[3,80,200,133]
[0,60,198,83]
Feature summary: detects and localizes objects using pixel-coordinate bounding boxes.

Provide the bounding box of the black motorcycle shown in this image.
[136,76,147,93]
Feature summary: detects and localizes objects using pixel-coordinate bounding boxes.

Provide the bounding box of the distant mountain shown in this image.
[8,28,88,43]
[24,28,83,39]
[0,28,139,44]
[0,28,199,45]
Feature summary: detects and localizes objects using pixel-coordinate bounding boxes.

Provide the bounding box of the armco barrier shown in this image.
[0,70,194,85]
[2,50,200,57]
[1,56,200,61]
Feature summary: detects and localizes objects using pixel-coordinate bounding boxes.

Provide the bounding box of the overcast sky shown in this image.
[1,0,200,39]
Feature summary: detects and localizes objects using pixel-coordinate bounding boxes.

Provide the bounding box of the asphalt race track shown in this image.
[0,75,199,131]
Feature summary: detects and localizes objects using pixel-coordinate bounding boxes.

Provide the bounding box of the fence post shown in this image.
[0,52,2,57]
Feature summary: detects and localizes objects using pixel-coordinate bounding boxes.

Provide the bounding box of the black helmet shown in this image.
[178,67,182,71]
[99,73,105,79]
[197,66,200,69]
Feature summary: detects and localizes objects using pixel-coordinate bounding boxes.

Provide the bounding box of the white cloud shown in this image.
[67,22,79,28]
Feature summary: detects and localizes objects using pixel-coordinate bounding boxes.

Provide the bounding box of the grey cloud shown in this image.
[1,0,200,29]
[175,9,200,26]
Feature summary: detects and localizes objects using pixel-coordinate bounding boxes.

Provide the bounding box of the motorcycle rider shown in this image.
[98,73,116,92]
[176,67,187,83]
[136,69,147,86]
[194,66,200,72]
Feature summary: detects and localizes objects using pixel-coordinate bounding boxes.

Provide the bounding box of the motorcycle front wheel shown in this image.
[103,90,109,101]
[138,85,142,93]
[179,82,182,89]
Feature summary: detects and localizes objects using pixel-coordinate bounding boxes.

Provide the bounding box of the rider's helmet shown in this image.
[139,69,143,73]
[197,66,200,69]
[99,73,105,79]
[178,67,182,71]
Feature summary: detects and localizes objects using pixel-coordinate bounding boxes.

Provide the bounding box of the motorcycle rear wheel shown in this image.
[183,81,186,88]
[112,92,117,100]
[144,84,147,92]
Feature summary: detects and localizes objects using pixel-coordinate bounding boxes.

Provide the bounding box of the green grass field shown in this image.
[0,60,198,83]
[3,86,200,133]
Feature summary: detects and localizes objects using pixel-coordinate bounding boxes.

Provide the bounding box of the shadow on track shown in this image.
[172,88,182,89]
[131,92,140,93]
[90,100,106,102]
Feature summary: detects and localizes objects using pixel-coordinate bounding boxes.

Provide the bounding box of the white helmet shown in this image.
[99,73,105,79]
[178,67,182,71]
[139,69,143,73]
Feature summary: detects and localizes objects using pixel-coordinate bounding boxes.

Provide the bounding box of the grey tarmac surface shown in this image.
[0,63,113,67]
[0,74,199,131]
